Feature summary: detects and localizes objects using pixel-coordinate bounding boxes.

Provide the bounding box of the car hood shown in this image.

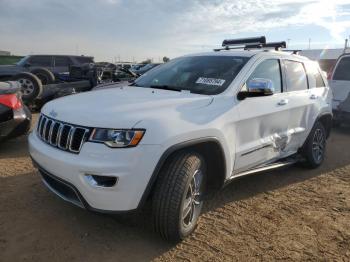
[0,65,18,70]
[0,65,21,74]
[42,86,213,128]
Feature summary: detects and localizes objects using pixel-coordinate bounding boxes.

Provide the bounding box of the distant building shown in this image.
[0,50,11,56]
[300,48,349,73]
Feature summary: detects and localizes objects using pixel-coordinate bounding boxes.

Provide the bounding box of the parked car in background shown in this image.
[130,64,146,71]
[329,53,350,126]
[132,63,161,75]
[0,81,31,142]
[0,55,94,85]
[29,37,332,241]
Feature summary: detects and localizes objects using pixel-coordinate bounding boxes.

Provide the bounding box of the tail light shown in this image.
[0,94,22,110]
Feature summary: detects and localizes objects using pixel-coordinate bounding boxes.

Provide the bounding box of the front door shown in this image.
[234,59,290,173]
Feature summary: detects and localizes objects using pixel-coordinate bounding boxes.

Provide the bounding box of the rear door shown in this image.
[53,56,73,73]
[282,59,317,153]
[329,55,350,110]
[234,58,290,173]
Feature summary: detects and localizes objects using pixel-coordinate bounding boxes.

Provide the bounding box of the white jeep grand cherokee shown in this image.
[29,37,332,241]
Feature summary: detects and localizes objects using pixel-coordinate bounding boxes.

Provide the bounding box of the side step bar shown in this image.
[226,157,299,184]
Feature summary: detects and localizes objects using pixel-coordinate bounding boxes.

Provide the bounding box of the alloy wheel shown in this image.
[18,78,34,95]
[312,128,325,163]
[181,169,203,229]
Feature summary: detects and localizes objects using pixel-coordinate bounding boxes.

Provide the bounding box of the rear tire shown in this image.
[301,121,327,168]
[30,68,55,85]
[11,72,43,102]
[152,151,206,241]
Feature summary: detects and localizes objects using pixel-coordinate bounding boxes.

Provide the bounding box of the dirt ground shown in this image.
[0,114,349,262]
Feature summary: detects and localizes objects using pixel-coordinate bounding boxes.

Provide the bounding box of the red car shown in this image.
[0,81,31,142]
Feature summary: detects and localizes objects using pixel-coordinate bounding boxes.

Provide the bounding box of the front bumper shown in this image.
[0,106,31,141]
[29,131,163,212]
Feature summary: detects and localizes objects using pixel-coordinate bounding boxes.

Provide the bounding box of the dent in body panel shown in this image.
[234,94,290,172]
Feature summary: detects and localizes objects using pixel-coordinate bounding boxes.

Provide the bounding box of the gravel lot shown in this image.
[0,114,349,261]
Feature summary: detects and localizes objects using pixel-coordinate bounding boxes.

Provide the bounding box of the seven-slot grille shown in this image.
[37,114,90,153]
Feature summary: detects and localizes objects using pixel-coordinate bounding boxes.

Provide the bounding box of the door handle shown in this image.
[310,94,318,100]
[278,99,288,106]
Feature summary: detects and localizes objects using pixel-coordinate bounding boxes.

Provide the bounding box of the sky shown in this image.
[1,0,350,62]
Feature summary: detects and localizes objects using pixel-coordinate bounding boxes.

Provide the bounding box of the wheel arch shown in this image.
[137,137,227,209]
[317,112,332,138]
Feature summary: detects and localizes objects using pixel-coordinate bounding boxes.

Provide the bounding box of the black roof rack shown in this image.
[222,36,266,47]
[214,37,287,52]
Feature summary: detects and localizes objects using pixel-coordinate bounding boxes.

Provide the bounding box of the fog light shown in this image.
[85,174,118,187]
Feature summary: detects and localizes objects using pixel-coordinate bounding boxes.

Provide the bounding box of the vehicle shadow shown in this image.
[1,127,350,261]
[202,125,350,213]
[0,135,29,159]
[0,171,173,262]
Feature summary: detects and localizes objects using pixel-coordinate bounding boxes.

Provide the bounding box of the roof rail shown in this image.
[214,37,287,52]
[283,49,301,55]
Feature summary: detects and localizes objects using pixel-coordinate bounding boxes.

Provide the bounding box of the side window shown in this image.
[28,56,52,67]
[306,62,326,88]
[284,60,308,91]
[246,59,282,93]
[333,56,350,81]
[54,56,72,67]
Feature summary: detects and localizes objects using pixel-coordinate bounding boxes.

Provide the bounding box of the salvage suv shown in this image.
[29,37,332,241]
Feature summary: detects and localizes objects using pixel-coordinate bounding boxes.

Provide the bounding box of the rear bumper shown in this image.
[0,106,31,141]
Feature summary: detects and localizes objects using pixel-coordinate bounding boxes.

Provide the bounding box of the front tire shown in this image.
[11,72,43,102]
[301,121,327,168]
[152,151,206,241]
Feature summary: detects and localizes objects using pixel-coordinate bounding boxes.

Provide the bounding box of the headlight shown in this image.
[89,129,145,148]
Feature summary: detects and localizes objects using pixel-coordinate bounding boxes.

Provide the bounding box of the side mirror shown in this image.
[238,78,274,100]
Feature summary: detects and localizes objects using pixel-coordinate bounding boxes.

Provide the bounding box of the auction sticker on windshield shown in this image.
[196,77,225,86]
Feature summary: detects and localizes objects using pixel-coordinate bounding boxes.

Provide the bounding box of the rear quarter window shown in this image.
[333,56,350,81]
[306,62,325,88]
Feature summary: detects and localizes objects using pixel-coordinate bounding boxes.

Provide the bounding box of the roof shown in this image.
[26,54,94,58]
[184,49,310,61]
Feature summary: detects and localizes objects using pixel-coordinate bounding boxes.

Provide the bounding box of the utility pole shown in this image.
[308,38,311,50]
[287,38,291,47]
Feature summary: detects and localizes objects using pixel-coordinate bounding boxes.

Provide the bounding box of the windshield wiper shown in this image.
[149,85,182,92]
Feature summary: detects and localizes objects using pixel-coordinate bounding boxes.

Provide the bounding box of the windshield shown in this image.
[134,56,249,95]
